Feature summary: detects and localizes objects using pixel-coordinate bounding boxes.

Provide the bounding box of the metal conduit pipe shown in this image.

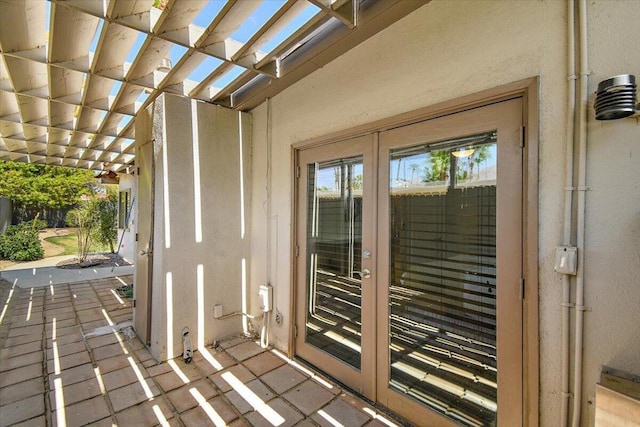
[560,0,577,425]
[572,0,589,425]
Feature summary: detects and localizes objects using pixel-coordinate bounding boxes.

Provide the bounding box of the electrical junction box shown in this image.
[259,284,273,312]
[555,246,578,275]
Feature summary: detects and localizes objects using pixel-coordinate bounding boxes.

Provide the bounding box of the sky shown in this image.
[44,0,321,97]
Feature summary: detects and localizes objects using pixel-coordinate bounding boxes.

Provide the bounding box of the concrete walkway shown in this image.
[1,255,134,289]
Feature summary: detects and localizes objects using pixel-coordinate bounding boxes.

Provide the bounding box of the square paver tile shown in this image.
[47,350,91,372]
[46,341,86,359]
[193,349,236,376]
[101,366,141,391]
[225,378,276,415]
[12,415,46,427]
[225,340,265,362]
[166,379,218,414]
[49,378,102,407]
[146,362,173,377]
[210,364,255,393]
[243,351,286,376]
[82,320,109,332]
[0,350,43,372]
[48,363,96,389]
[6,324,43,338]
[0,340,41,359]
[114,397,173,425]
[0,363,43,387]
[219,335,248,349]
[2,333,42,347]
[0,377,43,405]
[244,398,304,427]
[260,365,308,395]
[86,333,118,349]
[53,396,110,427]
[310,397,371,427]
[0,393,45,426]
[46,331,84,348]
[92,343,127,361]
[46,324,81,339]
[181,395,239,425]
[282,380,335,416]
[108,381,160,412]
[96,355,131,374]
[151,370,188,392]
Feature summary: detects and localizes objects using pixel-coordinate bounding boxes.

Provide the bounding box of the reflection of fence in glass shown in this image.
[305,157,364,370]
[388,131,498,427]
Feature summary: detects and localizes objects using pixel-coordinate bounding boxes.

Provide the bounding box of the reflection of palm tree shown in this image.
[469,145,490,179]
[409,163,419,184]
[351,174,363,190]
[423,150,450,182]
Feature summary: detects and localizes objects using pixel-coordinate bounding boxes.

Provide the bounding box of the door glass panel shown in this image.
[388,132,498,426]
[306,156,363,370]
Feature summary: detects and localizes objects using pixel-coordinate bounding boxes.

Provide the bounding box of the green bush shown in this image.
[33,218,48,231]
[0,223,44,261]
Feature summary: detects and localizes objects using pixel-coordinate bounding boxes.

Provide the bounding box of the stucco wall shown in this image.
[248,1,639,425]
[148,93,252,361]
[116,174,136,264]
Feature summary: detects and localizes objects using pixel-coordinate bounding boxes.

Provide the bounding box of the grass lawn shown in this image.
[45,232,112,256]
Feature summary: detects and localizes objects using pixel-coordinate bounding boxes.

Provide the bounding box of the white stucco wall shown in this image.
[147,93,252,361]
[248,1,639,425]
[116,173,136,264]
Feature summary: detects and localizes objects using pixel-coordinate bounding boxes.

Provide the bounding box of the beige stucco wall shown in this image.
[116,173,136,264]
[248,1,640,425]
[147,93,252,361]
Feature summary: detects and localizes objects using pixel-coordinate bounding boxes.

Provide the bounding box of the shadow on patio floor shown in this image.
[0,276,407,426]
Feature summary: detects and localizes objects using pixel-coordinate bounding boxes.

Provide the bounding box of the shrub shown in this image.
[66,200,99,262]
[33,218,48,231]
[0,222,44,261]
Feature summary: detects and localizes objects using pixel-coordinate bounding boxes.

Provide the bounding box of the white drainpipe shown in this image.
[571,0,589,425]
[560,0,576,424]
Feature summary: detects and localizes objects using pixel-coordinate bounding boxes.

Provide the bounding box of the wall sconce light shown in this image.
[594,74,638,120]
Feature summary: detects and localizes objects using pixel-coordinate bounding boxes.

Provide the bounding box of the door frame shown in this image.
[291,77,539,426]
[377,98,524,426]
[134,112,155,346]
[294,134,377,398]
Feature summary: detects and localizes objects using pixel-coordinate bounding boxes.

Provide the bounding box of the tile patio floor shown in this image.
[0,276,408,426]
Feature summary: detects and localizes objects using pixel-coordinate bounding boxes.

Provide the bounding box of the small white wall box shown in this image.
[555,246,578,275]
[259,284,273,312]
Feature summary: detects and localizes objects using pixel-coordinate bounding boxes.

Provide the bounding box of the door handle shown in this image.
[362,268,371,279]
[140,248,151,256]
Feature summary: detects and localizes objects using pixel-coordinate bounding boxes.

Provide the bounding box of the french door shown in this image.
[295,99,524,426]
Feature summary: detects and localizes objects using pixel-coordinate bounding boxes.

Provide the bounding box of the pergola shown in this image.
[0,0,423,173]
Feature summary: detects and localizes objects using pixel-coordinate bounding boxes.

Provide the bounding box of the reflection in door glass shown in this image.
[388,132,498,426]
[305,157,363,370]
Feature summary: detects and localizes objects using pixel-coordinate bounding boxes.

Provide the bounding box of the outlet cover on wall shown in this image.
[214,304,223,318]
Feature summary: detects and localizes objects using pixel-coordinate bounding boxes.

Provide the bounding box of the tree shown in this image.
[66,186,119,261]
[95,186,118,253]
[66,199,100,262]
[0,160,96,225]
